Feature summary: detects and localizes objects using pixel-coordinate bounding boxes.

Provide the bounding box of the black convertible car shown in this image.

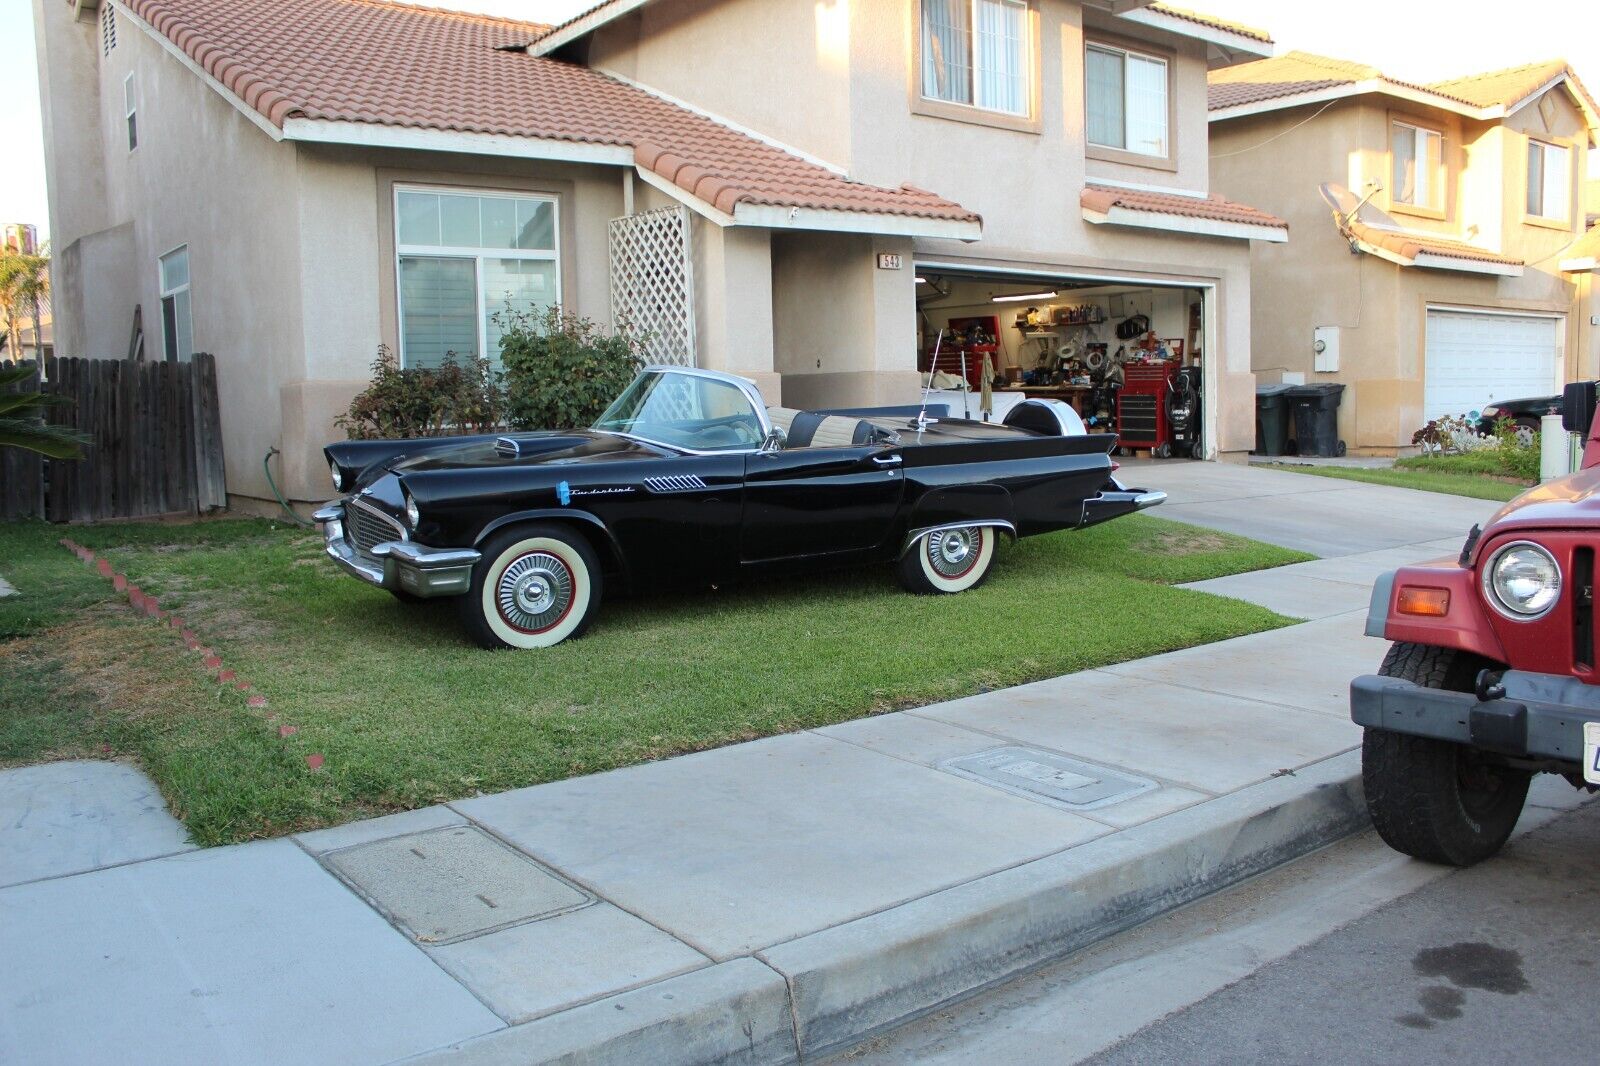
[315,367,1164,649]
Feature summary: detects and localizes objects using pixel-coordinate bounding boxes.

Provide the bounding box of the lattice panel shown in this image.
[609,205,697,367]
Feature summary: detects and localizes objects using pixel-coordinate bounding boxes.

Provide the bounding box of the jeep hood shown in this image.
[1482,465,1600,535]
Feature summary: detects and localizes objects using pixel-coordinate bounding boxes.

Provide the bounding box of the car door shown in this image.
[740,445,904,563]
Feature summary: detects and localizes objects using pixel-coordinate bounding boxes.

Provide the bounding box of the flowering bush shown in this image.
[336,346,505,440]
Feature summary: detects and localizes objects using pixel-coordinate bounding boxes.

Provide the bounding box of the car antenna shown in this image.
[915,329,944,432]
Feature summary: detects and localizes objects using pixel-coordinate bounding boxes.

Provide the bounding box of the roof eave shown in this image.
[1349,236,1523,276]
[1209,80,1492,123]
[732,202,982,241]
[532,0,650,57]
[1116,8,1273,59]
[1560,256,1597,273]
[1083,205,1287,242]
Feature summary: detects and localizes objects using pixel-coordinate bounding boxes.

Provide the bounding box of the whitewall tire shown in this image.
[459,525,602,650]
[896,525,996,595]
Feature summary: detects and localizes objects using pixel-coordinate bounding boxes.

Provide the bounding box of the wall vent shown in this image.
[102,4,117,56]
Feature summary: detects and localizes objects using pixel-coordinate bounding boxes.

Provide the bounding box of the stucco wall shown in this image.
[1211,93,1587,452]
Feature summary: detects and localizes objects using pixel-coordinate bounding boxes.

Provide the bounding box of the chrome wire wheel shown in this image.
[926,527,982,579]
[496,551,575,634]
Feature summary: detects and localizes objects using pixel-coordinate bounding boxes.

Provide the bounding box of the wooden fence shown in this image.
[1,354,226,523]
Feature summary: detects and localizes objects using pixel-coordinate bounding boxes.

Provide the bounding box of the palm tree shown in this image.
[0,363,89,459]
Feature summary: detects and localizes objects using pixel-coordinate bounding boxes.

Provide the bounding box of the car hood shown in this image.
[391,430,669,473]
[1482,465,1600,536]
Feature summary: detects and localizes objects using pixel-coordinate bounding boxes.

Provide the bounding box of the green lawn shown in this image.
[1269,463,1532,502]
[0,514,1309,844]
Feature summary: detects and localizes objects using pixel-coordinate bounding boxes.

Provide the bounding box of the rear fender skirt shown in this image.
[899,520,1017,558]
[1375,563,1509,663]
[474,509,629,582]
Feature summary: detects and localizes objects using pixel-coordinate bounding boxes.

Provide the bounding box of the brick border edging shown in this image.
[59,538,326,773]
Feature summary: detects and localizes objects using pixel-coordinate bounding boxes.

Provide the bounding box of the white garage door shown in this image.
[1424,309,1563,423]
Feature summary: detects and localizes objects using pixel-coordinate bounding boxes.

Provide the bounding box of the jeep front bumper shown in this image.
[1351,669,1600,766]
[313,503,480,598]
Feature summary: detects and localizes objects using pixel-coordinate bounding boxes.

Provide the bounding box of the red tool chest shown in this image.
[1117,361,1177,455]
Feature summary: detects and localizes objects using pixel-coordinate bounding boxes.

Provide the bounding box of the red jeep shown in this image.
[1354,381,1600,865]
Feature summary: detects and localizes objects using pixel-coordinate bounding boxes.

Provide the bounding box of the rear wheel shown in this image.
[1362,642,1531,866]
[458,525,602,650]
[897,526,996,594]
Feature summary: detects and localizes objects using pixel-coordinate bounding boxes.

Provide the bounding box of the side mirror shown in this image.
[1562,381,1597,436]
[758,426,787,454]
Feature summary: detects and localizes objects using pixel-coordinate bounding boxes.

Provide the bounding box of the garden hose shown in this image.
[262,446,312,527]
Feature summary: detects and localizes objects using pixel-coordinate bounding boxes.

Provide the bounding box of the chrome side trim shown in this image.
[900,520,1018,557]
[643,474,710,493]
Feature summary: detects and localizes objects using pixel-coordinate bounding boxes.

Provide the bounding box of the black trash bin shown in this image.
[1288,383,1346,457]
[1254,383,1294,456]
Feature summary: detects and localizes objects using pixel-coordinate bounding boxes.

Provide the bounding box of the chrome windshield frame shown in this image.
[591,366,773,457]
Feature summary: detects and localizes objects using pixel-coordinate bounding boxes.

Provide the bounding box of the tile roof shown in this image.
[1427,59,1571,108]
[1345,221,1524,267]
[1081,184,1287,230]
[122,0,978,226]
[1207,51,1460,112]
[1145,4,1272,44]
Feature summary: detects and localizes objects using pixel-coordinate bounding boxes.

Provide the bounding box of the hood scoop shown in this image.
[495,436,530,458]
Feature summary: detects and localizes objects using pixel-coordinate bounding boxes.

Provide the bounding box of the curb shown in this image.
[398,752,1365,1065]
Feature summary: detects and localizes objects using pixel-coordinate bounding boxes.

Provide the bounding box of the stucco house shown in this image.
[35,0,1288,508]
[1208,51,1600,453]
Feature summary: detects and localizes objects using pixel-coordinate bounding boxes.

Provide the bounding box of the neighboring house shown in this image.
[35,0,1287,507]
[1209,51,1600,452]
[1,288,54,363]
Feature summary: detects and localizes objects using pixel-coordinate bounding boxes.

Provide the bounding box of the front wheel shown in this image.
[458,525,602,650]
[897,526,996,594]
[1361,642,1530,866]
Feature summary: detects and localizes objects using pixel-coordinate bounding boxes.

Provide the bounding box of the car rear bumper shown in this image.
[1351,669,1600,767]
[1079,481,1166,528]
[313,503,480,598]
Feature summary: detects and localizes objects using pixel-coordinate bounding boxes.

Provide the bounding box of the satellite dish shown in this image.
[1317,182,1401,230]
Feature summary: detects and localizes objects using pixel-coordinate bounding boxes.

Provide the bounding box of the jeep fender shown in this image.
[1369,563,1509,664]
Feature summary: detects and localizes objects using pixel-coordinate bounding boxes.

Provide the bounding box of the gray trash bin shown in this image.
[1254,384,1294,456]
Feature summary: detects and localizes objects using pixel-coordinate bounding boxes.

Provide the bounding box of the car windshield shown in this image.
[593,370,766,451]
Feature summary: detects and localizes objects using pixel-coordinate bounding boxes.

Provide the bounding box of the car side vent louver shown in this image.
[643,475,709,493]
[495,436,524,458]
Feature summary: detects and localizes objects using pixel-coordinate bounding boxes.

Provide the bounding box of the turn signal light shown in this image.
[1397,586,1450,617]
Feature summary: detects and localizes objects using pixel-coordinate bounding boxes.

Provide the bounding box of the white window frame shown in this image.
[123,73,138,152]
[1085,42,1170,159]
[158,245,192,363]
[1526,138,1571,222]
[919,0,1034,119]
[1390,120,1444,211]
[392,184,562,369]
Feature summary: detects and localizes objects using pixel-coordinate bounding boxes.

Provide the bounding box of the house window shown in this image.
[920,0,1031,117]
[124,73,138,151]
[394,188,559,369]
[1390,121,1443,211]
[159,246,193,363]
[1086,43,1168,158]
[1526,139,1570,221]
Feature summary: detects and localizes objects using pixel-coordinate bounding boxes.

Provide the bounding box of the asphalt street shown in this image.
[833,791,1599,1065]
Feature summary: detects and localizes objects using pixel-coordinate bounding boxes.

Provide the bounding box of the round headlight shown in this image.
[404,493,421,529]
[1485,542,1561,619]
[330,460,344,492]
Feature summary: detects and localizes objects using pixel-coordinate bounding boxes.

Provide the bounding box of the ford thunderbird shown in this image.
[315,366,1165,649]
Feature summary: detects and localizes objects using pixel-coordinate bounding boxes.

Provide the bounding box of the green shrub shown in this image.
[499,306,645,430]
[336,346,505,440]
[1491,418,1541,481]
[1397,417,1540,484]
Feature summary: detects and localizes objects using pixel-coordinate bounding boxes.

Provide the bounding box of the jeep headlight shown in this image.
[330,460,344,492]
[404,491,421,529]
[1485,542,1560,619]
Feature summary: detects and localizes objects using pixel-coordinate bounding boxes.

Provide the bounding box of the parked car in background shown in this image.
[1352,381,1600,866]
[314,367,1164,650]
[1475,395,1560,443]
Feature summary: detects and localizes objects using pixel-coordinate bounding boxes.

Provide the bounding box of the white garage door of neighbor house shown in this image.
[1424,309,1563,423]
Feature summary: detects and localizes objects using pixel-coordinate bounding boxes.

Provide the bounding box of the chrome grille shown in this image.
[643,474,709,493]
[346,499,407,558]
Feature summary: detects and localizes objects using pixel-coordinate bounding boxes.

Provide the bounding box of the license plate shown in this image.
[1586,722,1600,786]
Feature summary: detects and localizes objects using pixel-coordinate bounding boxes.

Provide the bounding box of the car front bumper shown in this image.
[1351,669,1600,767]
[313,503,481,598]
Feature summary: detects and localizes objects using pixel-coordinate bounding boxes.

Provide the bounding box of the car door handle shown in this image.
[871,454,902,467]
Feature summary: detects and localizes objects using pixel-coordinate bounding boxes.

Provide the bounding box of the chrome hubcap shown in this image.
[497,552,574,632]
[927,527,980,577]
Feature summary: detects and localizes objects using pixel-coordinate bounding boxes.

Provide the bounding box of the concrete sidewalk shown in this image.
[0,467,1502,1065]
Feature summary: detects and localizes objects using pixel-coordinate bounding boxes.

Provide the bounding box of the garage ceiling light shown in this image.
[915,276,928,283]
[991,289,1058,303]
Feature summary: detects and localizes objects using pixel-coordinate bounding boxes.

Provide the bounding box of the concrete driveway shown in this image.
[1123,459,1499,557]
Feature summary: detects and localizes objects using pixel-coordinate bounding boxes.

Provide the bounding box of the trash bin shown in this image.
[1288,383,1346,457]
[1254,384,1295,456]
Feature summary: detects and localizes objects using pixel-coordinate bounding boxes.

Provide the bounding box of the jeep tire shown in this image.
[1362,641,1531,866]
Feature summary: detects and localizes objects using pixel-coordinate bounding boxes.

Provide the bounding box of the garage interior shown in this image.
[913,269,1211,459]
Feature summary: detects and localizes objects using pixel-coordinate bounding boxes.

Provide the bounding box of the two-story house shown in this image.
[35,0,1287,507]
[1208,51,1599,453]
